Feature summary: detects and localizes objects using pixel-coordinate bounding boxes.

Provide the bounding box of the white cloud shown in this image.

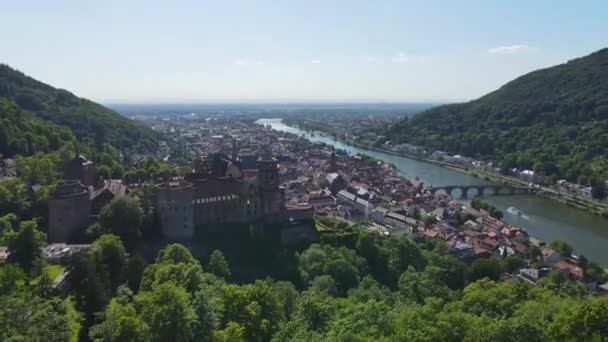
[234,59,249,67]
[365,56,377,62]
[391,52,424,63]
[234,59,265,67]
[311,59,321,64]
[487,45,536,55]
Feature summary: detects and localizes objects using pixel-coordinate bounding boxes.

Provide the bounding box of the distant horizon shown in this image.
[102,99,446,106]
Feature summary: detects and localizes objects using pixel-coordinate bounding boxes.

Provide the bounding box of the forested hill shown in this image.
[386,48,608,185]
[0,64,159,153]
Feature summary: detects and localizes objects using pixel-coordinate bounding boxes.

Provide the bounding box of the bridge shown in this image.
[427,184,537,198]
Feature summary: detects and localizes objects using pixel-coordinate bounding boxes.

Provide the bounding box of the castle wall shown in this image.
[191,178,259,226]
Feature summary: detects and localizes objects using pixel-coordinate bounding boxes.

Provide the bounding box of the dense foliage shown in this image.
[0,98,74,158]
[0,64,159,152]
[1,214,608,341]
[386,48,608,186]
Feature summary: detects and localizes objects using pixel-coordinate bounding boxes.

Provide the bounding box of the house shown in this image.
[541,247,561,264]
[90,180,128,215]
[337,189,356,205]
[326,173,348,194]
[354,197,372,217]
[553,260,584,281]
[371,207,389,225]
[518,267,550,285]
[430,207,447,220]
[385,211,408,230]
[450,241,475,259]
[308,189,336,210]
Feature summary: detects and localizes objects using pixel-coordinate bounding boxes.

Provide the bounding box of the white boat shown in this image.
[507,206,523,216]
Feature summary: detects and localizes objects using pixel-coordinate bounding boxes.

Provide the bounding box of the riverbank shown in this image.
[259,118,608,266]
[289,124,608,218]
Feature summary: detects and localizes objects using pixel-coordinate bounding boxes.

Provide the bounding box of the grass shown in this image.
[315,221,333,232]
[30,264,64,285]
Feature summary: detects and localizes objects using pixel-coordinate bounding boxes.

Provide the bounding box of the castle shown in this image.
[49,151,316,245]
[155,152,313,241]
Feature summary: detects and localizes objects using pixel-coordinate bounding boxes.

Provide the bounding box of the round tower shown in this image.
[155,180,195,241]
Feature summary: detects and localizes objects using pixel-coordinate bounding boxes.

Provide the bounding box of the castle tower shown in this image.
[155,180,195,241]
[193,155,208,174]
[257,156,279,192]
[257,156,283,220]
[64,154,96,186]
[329,151,337,172]
[48,181,91,242]
[231,136,238,162]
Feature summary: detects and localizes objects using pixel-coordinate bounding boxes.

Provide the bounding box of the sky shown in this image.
[2,0,607,103]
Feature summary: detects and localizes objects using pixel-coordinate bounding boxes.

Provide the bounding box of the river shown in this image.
[257,118,608,266]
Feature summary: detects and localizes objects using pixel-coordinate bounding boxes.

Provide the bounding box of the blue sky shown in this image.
[2,0,607,102]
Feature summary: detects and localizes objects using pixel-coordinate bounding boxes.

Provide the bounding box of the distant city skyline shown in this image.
[2,0,607,102]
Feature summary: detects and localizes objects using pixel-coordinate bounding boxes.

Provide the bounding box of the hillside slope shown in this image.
[387,48,608,184]
[0,64,159,153]
[0,98,74,158]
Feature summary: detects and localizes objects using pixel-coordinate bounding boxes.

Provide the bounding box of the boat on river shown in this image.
[507,206,524,216]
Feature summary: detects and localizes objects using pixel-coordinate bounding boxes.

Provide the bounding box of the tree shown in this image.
[399,265,453,304]
[310,275,338,296]
[208,249,231,280]
[466,257,501,283]
[3,220,47,272]
[0,294,81,342]
[90,234,128,292]
[323,259,360,296]
[0,263,25,295]
[135,282,197,342]
[0,178,31,218]
[422,214,437,227]
[192,291,217,342]
[220,280,284,342]
[0,213,18,234]
[125,254,147,292]
[213,321,245,342]
[97,165,111,181]
[550,240,573,257]
[140,244,204,293]
[502,256,524,273]
[99,196,144,249]
[90,287,150,342]
[355,231,390,284]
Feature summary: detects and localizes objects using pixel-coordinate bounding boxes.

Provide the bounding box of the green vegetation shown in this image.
[1,219,608,340]
[386,48,608,194]
[0,98,74,158]
[471,197,504,219]
[0,64,159,152]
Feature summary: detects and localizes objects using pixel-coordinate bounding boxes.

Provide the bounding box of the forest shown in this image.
[0,64,160,153]
[386,48,608,187]
[2,213,608,341]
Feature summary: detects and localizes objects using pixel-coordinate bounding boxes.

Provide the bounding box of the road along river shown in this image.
[258,118,608,266]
